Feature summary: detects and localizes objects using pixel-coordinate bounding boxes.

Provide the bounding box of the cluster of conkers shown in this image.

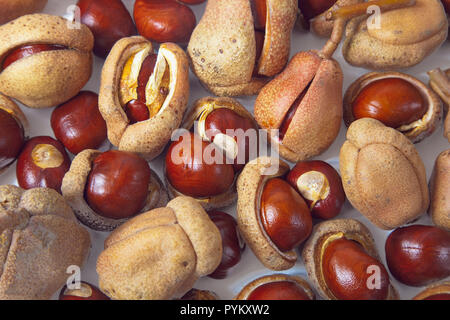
[236,157,345,270]
[0,0,449,302]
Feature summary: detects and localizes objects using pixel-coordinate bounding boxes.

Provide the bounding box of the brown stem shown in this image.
[319,0,416,58]
[326,0,415,21]
[319,18,346,59]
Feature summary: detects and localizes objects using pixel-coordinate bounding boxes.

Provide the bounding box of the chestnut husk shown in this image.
[428,68,450,142]
[254,50,343,162]
[187,0,297,96]
[428,149,450,230]
[96,196,222,300]
[344,71,443,143]
[99,36,189,160]
[0,14,93,108]
[340,118,429,229]
[0,185,90,300]
[0,93,28,175]
[237,157,300,270]
[302,218,399,300]
[342,0,448,70]
[235,274,315,300]
[61,149,168,231]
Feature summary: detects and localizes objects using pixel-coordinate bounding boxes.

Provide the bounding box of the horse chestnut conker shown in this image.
[385,225,450,287]
[165,132,235,199]
[51,91,107,155]
[16,136,71,193]
[77,0,136,58]
[322,234,390,300]
[133,0,197,44]
[260,178,312,252]
[200,107,258,172]
[85,150,151,219]
[0,108,24,171]
[351,78,427,129]
[287,160,345,220]
[208,211,245,279]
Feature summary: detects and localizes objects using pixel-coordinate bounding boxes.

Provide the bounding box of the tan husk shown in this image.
[0,93,28,175]
[99,36,190,160]
[302,218,399,300]
[428,68,450,142]
[235,274,315,300]
[61,149,168,231]
[428,149,450,230]
[413,281,450,300]
[340,118,429,229]
[254,51,343,162]
[96,196,222,300]
[0,14,93,108]
[187,0,297,96]
[343,71,443,143]
[342,0,448,69]
[0,0,47,25]
[237,157,298,270]
[0,185,90,300]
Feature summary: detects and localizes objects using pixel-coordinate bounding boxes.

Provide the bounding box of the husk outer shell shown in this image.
[339,118,429,230]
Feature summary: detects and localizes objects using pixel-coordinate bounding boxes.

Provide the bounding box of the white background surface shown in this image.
[1,0,449,300]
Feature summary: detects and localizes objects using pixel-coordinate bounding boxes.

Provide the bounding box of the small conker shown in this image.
[165,132,235,198]
[352,78,427,129]
[385,225,450,287]
[203,107,258,172]
[16,136,71,193]
[59,281,110,300]
[208,211,245,279]
[77,0,136,58]
[85,150,151,219]
[133,0,197,44]
[51,91,107,155]
[322,235,390,300]
[0,108,24,170]
[260,178,312,252]
[287,160,345,220]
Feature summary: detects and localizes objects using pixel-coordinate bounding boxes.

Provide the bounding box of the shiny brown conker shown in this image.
[0,108,24,170]
[51,91,107,155]
[352,78,427,129]
[322,236,390,300]
[287,160,345,220]
[260,178,312,252]
[208,211,245,279]
[385,225,450,287]
[16,136,71,193]
[84,150,151,219]
[165,132,235,198]
[77,0,136,58]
